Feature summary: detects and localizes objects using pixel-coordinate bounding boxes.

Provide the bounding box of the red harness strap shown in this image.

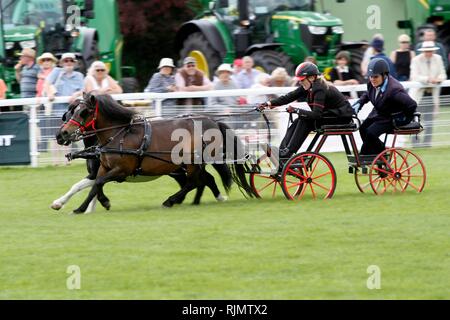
[68,101,99,132]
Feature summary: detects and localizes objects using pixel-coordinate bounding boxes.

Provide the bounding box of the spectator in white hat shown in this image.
[36,52,57,97]
[84,60,123,94]
[410,41,447,147]
[210,63,239,106]
[44,52,84,116]
[144,57,177,107]
[415,29,448,70]
[15,48,40,100]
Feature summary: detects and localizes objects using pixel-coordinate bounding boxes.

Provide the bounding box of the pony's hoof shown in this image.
[161,201,173,208]
[71,209,85,215]
[102,201,111,211]
[51,202,63,210]
[216,194,228,202]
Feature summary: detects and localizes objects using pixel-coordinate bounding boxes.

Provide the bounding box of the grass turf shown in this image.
[0,147,449,299]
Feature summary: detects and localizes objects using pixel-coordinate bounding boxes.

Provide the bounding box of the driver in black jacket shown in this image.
[259,62,354,159]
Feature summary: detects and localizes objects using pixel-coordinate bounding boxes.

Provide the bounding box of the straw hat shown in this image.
[183,56,197,65]
[18,48,36,59]
[215,63,233,75]
[158,58,175,69]
[37,52,58,64]
[418,41,439,52]
[60,52,77,61]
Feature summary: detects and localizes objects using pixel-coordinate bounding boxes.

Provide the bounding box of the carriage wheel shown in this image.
[249,153,282,198]
[369,148,426,195]
[354,166,372,193]
[281,152,336,200]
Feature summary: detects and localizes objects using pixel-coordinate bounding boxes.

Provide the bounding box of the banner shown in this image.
[0,113,30,165]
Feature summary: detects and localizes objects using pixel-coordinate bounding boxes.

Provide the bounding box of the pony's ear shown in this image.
[89,94,97,109]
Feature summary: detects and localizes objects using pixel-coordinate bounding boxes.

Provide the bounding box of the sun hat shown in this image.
[18,48,36,59]
[158,57,175,69]
[183,56,197,65]
[418,41,439,52]
[215,63,233,75]
[60,52,77,61]
[37,52,58,64]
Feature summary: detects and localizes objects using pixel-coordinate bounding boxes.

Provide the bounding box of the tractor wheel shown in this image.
[122,77,140,93]
[179,32,222,80]
[346,46,366,83]
[78,39,99,75]
[250,50,296,75]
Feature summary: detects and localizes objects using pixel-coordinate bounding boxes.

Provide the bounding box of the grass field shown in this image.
[0,147,449,299]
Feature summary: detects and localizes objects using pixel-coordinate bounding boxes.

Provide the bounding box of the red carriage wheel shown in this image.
[281,152,336,200]
[369,148,426,195]
[354,166,372,193]
[249,153,282,198]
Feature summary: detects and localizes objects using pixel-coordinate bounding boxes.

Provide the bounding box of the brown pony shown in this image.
[58,93,254,212]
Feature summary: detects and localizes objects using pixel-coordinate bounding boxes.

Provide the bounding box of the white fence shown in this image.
[1,80,450,167]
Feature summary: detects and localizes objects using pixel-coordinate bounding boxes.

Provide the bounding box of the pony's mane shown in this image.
[92,94,135,123]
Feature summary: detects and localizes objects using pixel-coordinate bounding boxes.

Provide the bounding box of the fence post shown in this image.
[28,104,39,167]
[154,99,162,117]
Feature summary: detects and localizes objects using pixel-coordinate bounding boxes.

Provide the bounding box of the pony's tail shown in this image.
[217,122,256,198]
[212,163,232,194]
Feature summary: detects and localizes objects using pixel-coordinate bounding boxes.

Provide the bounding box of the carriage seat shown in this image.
[317,115,359,134]
[392,112,423,135]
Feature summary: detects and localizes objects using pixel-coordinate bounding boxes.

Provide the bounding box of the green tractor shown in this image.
[175,0,366,81]
[0,0,138,98]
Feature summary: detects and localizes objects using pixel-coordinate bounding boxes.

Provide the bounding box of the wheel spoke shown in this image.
[288,168,306,180]
[399,177,421,192]
[400,161,420,174]
[311,179,331,191]
[258,179,277,192]
[309,157,320,176]
[309,183,316,199]
[311,170,331,180]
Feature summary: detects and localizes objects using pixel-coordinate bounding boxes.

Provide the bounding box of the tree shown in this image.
[118,0,198,88]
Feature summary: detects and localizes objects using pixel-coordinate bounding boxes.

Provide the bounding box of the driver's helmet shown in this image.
[367,58,390,77]
[295,62,320,81]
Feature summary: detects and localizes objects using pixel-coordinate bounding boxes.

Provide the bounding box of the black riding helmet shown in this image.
[367,58,389,77]
[295,62,320,81]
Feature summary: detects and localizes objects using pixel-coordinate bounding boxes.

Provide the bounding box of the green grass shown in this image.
[0,147,449,299]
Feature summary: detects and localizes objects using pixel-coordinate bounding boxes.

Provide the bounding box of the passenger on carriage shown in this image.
[258,62,354,159]
[352,58,417,156]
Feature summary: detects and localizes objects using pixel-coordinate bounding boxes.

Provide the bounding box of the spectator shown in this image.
[44,53,84,117]
[330,51,359,86]
[210,63,239,106]
[175,57,213,106]
[232,58,243,80]
[36,52,57,97]
[247,73,271,104]
[144,57,177,107]
[390,34,415,81]
[84,61,123,95]
[270,67,293,87]
[0,79,7,100]
[370,38,398,79]
[235,56,261,89]
[35,53,57,151]
[304,56,317,65]
[14,48,40,99]
[415,29,448,71]
[361,33,384,77]
[409,41,447,147]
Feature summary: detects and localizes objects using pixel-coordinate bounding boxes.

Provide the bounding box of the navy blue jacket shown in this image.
[359,76,417,124]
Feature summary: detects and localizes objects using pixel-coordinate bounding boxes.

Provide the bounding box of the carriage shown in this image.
[246,110,426,200]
